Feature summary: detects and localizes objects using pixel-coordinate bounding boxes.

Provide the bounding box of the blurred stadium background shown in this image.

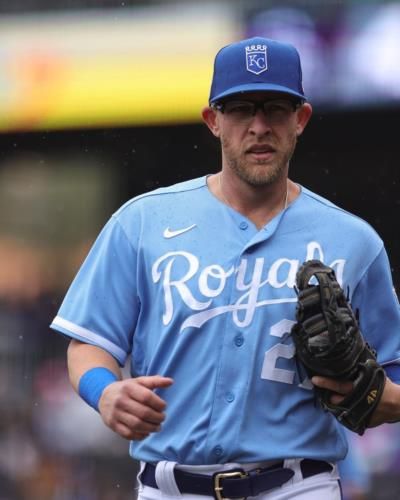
[0,0,399,499]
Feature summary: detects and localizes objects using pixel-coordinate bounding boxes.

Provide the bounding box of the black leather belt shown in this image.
[140,459,333,499]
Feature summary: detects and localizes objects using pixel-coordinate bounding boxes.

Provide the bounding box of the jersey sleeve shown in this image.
[50,215,140,366]
[351,247,400,381]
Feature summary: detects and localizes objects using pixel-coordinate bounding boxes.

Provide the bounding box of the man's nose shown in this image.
[248,109,273,135]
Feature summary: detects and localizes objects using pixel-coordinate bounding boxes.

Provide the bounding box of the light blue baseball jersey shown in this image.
[51,176,400,465]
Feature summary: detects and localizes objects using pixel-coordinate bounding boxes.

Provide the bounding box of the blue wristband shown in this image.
[78,367,118,412]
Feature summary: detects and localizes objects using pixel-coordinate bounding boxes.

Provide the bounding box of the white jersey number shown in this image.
[261,319,312,389]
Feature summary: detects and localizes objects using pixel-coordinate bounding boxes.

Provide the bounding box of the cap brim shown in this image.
[210,83,306,104]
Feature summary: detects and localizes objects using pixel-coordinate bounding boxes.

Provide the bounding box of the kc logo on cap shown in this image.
[208,36,306,104]
[246,44,268,75]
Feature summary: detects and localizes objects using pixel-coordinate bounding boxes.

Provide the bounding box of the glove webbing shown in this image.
[294,265,365,378]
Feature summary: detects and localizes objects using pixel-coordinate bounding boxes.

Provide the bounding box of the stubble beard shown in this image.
[222,134,297,187]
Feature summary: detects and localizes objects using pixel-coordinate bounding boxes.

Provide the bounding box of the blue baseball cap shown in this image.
[209,37,306,104]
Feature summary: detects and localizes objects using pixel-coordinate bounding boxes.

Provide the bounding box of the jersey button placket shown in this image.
[205,245,255,461]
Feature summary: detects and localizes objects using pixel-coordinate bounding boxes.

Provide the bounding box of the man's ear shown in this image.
[296,102,313,136]
[202,106,221,138]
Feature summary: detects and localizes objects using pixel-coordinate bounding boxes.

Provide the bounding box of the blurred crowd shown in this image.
[0,152,140,499]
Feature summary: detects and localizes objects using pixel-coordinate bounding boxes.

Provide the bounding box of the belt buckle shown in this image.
[213,470,247,500]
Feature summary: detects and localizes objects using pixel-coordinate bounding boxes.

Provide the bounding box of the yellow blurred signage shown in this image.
[0,5,236,132]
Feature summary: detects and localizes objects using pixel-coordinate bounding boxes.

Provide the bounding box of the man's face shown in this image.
[203,92,312,187]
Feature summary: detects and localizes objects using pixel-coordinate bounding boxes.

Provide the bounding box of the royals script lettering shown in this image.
[151,242,345,332]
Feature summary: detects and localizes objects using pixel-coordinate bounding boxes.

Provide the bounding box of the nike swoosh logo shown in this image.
[163,224,197,239]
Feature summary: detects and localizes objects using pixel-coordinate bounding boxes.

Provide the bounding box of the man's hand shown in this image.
[312,375,400,428]
[98,375,174,440]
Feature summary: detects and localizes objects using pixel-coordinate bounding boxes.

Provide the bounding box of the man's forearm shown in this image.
[67,339,122,392]
[369,377,400,427]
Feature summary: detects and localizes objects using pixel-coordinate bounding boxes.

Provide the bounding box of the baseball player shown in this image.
[50,37,400,499]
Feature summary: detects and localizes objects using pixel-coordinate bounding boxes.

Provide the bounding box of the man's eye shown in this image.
[266,103,292,113]
[226,103,252,114]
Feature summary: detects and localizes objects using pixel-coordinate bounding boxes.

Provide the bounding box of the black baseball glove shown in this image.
[291,259,386,435]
